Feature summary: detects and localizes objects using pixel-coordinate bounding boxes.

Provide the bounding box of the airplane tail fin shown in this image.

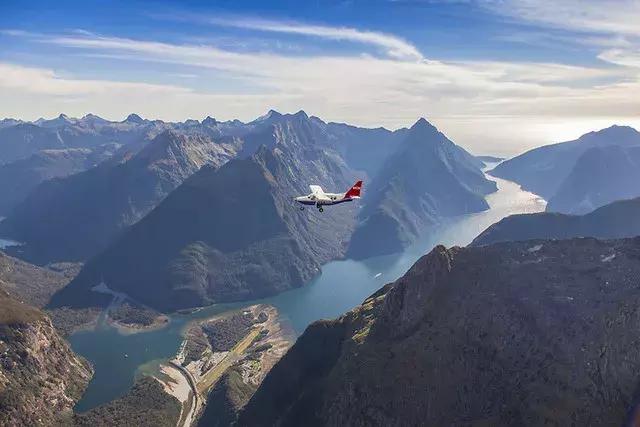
[345,180,363,198]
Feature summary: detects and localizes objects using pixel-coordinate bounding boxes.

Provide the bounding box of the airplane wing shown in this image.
[309,185,331,201]
[309,185,324,195]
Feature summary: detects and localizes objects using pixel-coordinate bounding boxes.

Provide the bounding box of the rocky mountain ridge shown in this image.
[472,196,640,246]
[239,237,640,426]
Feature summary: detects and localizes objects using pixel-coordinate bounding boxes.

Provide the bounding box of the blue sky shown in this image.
[1,0,639,154]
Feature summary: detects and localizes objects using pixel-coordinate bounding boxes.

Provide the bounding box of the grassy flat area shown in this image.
[196,327,261,394]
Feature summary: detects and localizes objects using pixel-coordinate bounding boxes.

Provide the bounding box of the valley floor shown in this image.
[154,304,293,426]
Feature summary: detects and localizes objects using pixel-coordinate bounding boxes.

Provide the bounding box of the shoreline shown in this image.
[106,314,171,335]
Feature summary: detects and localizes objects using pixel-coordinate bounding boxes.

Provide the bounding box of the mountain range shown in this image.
[0,130,238,263]
[50,112,358,310]
[41,112,496,311]
[489,125,640,201]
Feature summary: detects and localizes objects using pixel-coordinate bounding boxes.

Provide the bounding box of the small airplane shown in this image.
[295,180,363,212]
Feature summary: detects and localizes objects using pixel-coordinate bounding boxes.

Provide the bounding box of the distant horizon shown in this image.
[3,0,640,156]
[3,109,638,158]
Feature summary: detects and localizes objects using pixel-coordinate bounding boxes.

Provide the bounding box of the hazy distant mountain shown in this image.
[489,125,640,199]
[476,155,504,165]
[0,113,169,164]
[472,197,640,246]
[0,131,236,264]
[347,118,496,259]
[317,120,407,177]
[51,113,358,311]
[0,118,22,129]
[0,144,120,215]
[239,237,640,426]
[546,145,640,214]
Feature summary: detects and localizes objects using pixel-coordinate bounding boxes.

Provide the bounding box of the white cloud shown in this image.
[199,16,424,61]
[480,0,640,36]
[2,22,640,155]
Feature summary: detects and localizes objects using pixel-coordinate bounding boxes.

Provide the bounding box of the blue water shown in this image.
[70,173,546,411]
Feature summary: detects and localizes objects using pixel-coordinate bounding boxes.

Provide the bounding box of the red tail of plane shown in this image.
[345,180,363,198]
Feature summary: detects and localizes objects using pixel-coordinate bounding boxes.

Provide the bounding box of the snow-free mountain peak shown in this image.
[124,113,146,124]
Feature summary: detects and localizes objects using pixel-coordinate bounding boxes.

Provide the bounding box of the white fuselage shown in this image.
[295,192,355,206]
[295,181,362,211]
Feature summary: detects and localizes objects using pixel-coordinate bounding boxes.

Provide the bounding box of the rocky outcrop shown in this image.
[472,197,640,246]
[347,118,496,259]
[490,125,640,199]
[239,237,640,426]
[0,291,93,426]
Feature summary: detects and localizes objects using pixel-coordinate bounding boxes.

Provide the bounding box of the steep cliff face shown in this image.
[239,237,640,426]
[347,118,496,259]
[52,113,357,311]
[0,291,93,426]
[472,197,640,246]
[0,130,237,264]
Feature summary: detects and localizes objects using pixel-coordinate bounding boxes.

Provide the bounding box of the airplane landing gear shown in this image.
[300,206,305,211]
[318,206,324,212]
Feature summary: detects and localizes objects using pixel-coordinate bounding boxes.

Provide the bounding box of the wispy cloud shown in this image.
[2,21,640,155]
[182,15,425,61]
[477,1,640,71]
[479,0,640,36]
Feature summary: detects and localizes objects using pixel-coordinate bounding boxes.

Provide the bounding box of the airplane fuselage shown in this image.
[294,180,363,212]
[295,193,356,206]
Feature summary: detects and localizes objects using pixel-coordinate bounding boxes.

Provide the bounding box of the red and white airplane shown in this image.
[295,180,363,212]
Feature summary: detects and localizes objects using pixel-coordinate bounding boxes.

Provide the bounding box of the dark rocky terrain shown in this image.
[348,118,496,259]
[0,130,238,264]
[546,145,640,215]
[239,237,640,426]
[472,197,640,246]
[490,125,640,199]
[0,290,93,426]
[51,112,358,311]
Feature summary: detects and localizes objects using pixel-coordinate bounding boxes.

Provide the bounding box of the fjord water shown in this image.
[70,171,546,411]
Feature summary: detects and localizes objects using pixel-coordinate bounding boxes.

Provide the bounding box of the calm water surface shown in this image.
[70,172,546,411]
